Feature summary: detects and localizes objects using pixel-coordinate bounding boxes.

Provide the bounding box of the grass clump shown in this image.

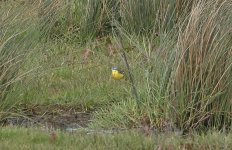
[171,0,232,130]
[48,0,201,41]
[0,1,40,103]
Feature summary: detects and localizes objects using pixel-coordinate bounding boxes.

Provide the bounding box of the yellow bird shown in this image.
[111,66,124,80]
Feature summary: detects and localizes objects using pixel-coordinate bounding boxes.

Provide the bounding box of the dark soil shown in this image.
[1,104,93,130]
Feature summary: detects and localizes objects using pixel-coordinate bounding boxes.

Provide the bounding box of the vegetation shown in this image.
[0,127,232,150]
[0,0,232,148]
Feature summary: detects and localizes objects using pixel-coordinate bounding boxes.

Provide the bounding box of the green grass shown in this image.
[0,127,232,150]
[0,127,154,150]
[4,39,133,108]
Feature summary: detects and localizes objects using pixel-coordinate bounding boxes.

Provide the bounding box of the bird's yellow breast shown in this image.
[112,70,124,80]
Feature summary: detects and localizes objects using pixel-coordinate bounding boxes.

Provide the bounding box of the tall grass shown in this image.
[51,0,199,41]
[138,0,232,130]
[172,0,232,130]
[119,0,174,34]
[0,1,56,105]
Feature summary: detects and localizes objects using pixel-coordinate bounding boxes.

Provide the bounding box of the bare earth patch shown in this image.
[1,104,92,130]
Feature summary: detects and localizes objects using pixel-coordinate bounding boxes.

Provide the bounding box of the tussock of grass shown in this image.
[171,0,232,130]
[0,1,40,102]
[89,99,139,129]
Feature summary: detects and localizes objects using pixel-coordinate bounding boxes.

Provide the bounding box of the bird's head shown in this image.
[112,66,118,71]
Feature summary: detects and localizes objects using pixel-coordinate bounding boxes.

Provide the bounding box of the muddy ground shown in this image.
[0,104,184,136]
[1,104,92,130]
